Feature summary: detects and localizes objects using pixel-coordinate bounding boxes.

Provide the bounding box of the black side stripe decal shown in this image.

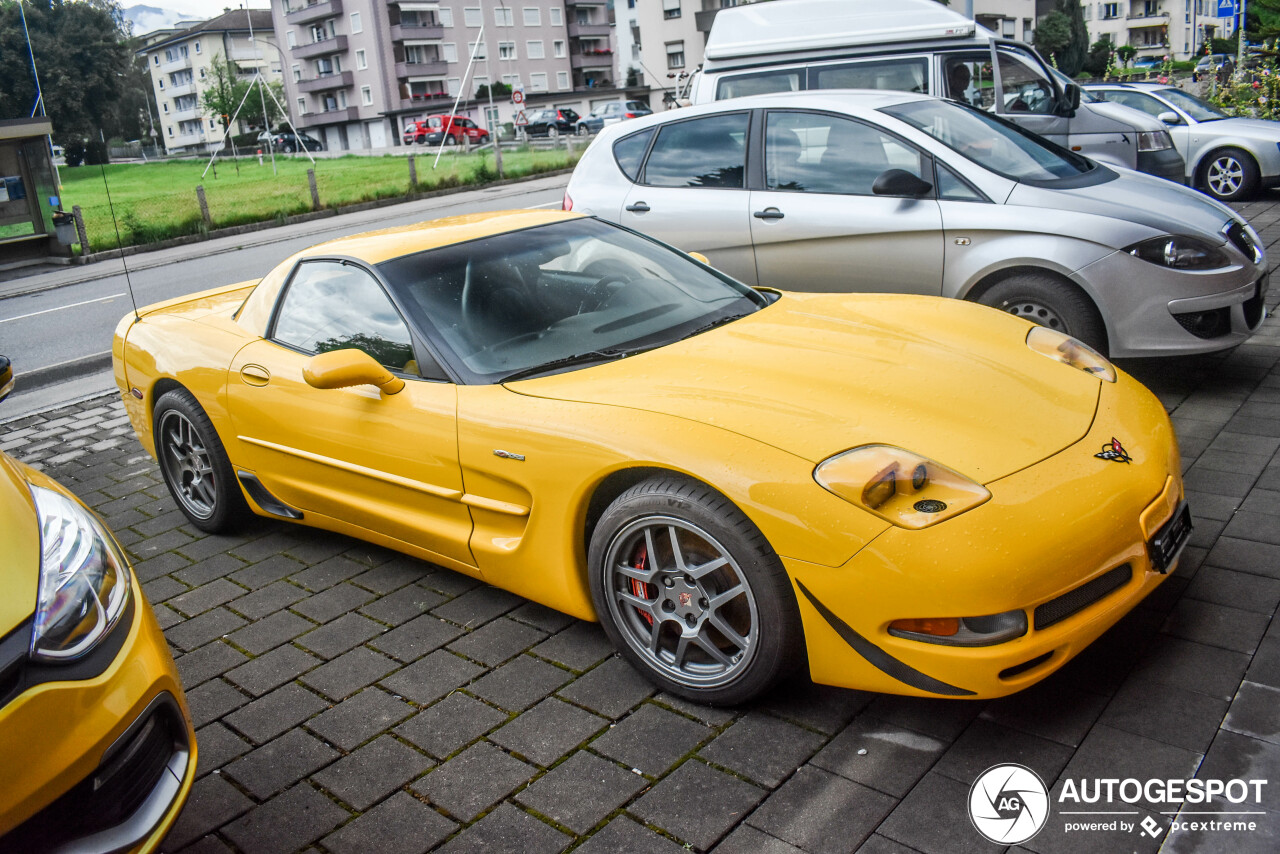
[795,579,976,697]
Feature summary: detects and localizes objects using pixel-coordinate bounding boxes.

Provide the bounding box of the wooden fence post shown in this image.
[71,205,90,253]
[408,154,417,188]
[195,185,212,226]
[308,169,320,210]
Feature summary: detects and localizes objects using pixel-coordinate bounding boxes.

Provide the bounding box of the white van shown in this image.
[692,0,1185,183]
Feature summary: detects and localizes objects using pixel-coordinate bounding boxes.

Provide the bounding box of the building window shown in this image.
[663,0,681,20]
[351,12,362,33]
[666,40,685,69]
[158,78,165,89]
[153,55,159,65]
[523,7,540,26]
[362,85,373,105]
[1102,3,1118,18]
[1002,18,1014,37]
[163,102,169,113]
[464,7,482,27]
[292,63,301,81]
[499,41,517,59]
[194,41,201,54]
[469,40,487,59]
[287,30,296,48]
[529,72,547,91]
[298,97,307,114]
[442,42,458,62]
[557,69,569,89]
[447,76,461,95]
[553,39,566,58]
[494,7,513,26]
[439,7,453,26]
[167,126,173,136]
[356,49,367,69]
[199,67,206,78]
[526,40,544,59]
[550,7,562,26]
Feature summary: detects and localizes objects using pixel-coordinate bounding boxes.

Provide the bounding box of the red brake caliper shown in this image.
[630,543,654,627]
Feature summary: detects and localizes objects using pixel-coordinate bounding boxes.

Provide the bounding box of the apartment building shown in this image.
[139,10,283,154]
[1084,1,1237,60]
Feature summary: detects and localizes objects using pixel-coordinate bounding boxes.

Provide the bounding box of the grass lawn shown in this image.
[59,148,577,250]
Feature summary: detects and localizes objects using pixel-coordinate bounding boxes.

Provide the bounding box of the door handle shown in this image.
[625,202,650,213]
[240,364,270,386]
[753,208,785,220]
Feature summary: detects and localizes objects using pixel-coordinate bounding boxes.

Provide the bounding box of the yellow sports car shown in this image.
[112,211,1188,705]
[0,358,197,851]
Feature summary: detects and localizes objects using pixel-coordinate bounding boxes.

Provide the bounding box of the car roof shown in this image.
[296,210,581,265]
[1084,81,1172,92]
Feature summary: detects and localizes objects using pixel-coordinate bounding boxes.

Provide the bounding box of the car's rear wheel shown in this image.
[977,273,1108,355]
[283,143,296,153]
[154,389,250,533]
[588,476,801,706]
[576,124,588,137]
[1202,147,1259,202]
[548,126,559,140]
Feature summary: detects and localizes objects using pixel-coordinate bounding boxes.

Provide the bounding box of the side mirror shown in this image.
[303,349,404,395]
[688,251,710,266]
[872,169,933,198]
[1158,111,1183,126]
[0,355,12,403]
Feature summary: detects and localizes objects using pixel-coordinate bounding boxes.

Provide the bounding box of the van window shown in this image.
[643,113,749,189]
[942,56,996,109]
[996,48,1056,115]
[613,128,655,181]
[717,69,802,100]
[811,57,927,94]
[764,111,927,196]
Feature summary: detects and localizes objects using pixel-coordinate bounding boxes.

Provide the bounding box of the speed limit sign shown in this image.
[512,89,525,105]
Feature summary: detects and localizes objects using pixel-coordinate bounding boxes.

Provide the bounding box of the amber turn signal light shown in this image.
[888,617,960,637]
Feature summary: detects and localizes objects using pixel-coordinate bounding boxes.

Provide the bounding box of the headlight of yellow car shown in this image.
[29,485,133,662]
[1026,326,1116,382]
[814,445,990,529]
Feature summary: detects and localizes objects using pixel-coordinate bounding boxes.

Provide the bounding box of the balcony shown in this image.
[286,0,342,26]
[568,22,611,38]
[161,54,193,70]
[396,59,449,78]
[307,106,360,125]
[387,0,440,7]
[293,35,349,59]
[166,81,196,98]
[1127,11,1168,19]
[571,52,614,69]
[298,70,354,92]
[565,0,608,5]
[170,105,202,121]
[696,9,720,33]
[391,23,445,42]
[399,93,452,110]
[166,132,205,150]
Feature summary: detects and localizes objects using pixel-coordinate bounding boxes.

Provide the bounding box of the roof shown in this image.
[298,210,582,265]
[141,10,274,53]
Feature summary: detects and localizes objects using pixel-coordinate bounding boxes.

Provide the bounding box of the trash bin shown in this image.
[52,210,76,244]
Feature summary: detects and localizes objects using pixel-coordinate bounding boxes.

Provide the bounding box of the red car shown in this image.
[403,114,490,146]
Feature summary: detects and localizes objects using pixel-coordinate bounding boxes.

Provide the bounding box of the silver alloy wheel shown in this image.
[576,124,588,137]
[548,126,559,140]
[158,410,217,520]
[1001,300,1067,332]
[1207,154,1245,198]
[602,516,760,689]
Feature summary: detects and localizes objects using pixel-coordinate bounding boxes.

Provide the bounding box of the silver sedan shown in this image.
[1085,82,1280,202]
[565,90,1268,357]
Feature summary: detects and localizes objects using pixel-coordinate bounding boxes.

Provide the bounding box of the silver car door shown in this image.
[620,111,757,284]
[749,109,943,294]
[991,42,1070,147]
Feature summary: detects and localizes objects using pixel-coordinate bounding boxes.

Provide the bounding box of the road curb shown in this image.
[17,352,113,393]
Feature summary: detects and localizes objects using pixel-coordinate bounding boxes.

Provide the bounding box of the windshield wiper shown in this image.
[685,311,753,339]
[499,345,651,382]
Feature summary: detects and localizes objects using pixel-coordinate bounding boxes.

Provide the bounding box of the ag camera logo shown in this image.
[969,764,1050,844]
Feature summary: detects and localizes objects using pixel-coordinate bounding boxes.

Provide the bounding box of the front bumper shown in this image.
[1137,146,1188,184]
[0,573,197,853]
[791,370,1181,698]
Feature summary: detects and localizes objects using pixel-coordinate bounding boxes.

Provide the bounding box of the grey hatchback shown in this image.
[565,90,1267,357]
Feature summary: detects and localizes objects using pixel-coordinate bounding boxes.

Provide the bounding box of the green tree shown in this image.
[1058,0,1090,76]
[1034,11,1072,58]
[1083,37,1114,77]
[200,52,249,144]
[1116,44,1137,67]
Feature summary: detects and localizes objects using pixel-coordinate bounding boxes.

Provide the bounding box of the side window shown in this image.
[934,162,985,202]
[942,55,995,109]
[1102,91,1167,120]
[273,261,415,371]
[613,128,655,182]
[811,58,927,94]
[716,69,802,100]
[996,49,1056,115]
[644,113,749,189]
[764,111,926,196]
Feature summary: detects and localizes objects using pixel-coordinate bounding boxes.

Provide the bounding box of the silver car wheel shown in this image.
[158,410,217,520]
[1207,155,1244,198]
[603,516,760,689]
[548,126,559,140]
[1001,300,1067,332]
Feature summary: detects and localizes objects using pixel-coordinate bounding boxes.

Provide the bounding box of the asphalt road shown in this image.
[0,178,567,393]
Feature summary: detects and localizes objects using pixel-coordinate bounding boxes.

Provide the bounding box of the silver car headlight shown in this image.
[1137,130,1173,152]
[1126,235,1230,270]
[29,484,132,662]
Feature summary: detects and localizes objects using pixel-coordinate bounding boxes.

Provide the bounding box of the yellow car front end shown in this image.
[0,453,196,852]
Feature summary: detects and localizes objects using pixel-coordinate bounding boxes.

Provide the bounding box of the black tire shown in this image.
[588,475,802,706]
[1200,147,1259,202]
[153,389,250,534]
[445,135,458,147]
[977,273,1108,355]
[548,126,559,141]
[576,124,589,137]
[283,143,296,154]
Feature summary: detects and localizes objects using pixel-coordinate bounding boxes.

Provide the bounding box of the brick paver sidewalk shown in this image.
[4,210,1280,853]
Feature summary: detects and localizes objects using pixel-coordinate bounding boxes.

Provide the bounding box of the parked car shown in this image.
[565,90,1268,357]
[1192,53,1234,82]
[270,130,324,153]
[522,108,581,139]
[405,114,490,146]
[113,210,1187,704]
[575,101,653,135]
[1085,81,1280,202]
[0,356,197,850]
[1130,55,1163,70]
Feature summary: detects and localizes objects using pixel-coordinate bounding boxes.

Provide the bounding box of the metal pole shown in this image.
[484,0,504,178]
[18,1,44,117]
[1237,0,1248,79]
[245,7,277,175]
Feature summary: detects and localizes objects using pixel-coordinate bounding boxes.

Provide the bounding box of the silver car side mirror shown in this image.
[1158,111,1182,126]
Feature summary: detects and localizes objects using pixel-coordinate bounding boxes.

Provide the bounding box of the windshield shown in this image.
[881,99,1094,183]
[378,218,764,383]
[1158,88,1229,122]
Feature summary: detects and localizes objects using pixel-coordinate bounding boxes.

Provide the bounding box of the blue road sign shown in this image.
[1217,0,1238,16]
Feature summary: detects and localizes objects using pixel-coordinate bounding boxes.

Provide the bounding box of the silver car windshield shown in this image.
[881,99,1094,183]
[378,219,764,383]
[1157,88,1229,122]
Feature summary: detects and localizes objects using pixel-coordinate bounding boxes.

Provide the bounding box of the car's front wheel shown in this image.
[977,273,1108,355]
[1202,147,1259,202]
[589,476,801,706]
[154,389,250,533]
[576,124,588,137]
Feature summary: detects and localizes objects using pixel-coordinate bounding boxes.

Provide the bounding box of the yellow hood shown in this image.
[509,293,1100,483]
[0,453,39,636]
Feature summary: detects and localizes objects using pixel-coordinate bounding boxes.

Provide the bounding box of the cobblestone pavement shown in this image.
[4,208,1280,854]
